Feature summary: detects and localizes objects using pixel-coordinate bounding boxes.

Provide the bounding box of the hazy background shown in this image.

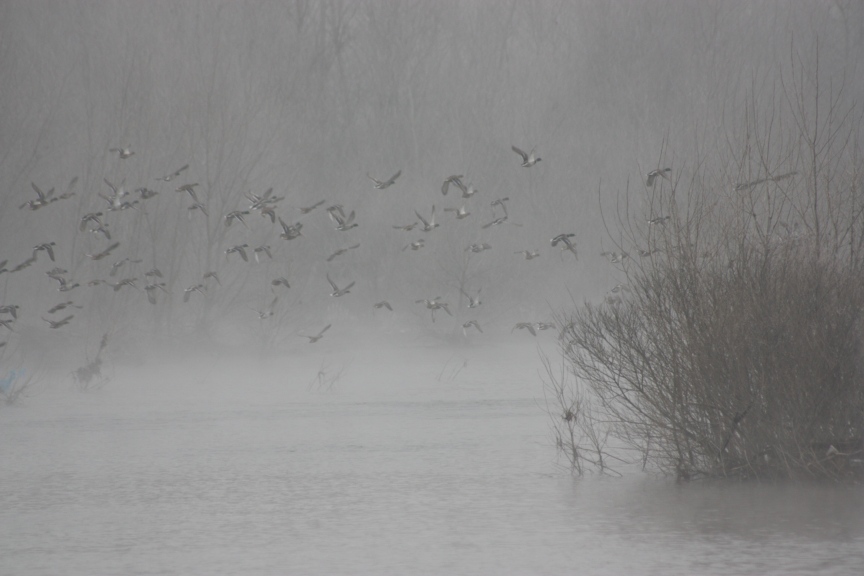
[1,0,862,361]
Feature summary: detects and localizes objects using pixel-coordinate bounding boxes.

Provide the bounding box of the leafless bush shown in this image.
[0,368,37,405]
[540,349,619,476]
[557,51,864,481]
[307,359,348,393]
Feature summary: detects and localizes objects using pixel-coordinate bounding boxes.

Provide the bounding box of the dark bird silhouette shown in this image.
[33,242,56,262]
[0,305,19,319]
[43,315,74,329]
[441,175,466,196]
[415,206,438,232]
[156,164,189,182]
[225,244,249,262]
[300,324,331,343]
[299,200,326,214]
[513,322,537,336]
[278,218,303,240]
[87,242,121,261]
[367,170,402,189]
[646,168,672,187]
[183,284,206,303]
[326,274,355,297]
[326,243,360,262]
[20,183,56,210]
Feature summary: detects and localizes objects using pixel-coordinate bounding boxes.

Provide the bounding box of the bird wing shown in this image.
[511,146,528,162]
[326,274,338,291]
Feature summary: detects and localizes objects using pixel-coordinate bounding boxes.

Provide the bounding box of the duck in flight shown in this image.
[367,170,402,189]
[327,273,355,297]
[156,164,189,182]
[300,200,327,214]
[300,324,331,343]
[511,145,541,167]
[551,233,578,258]
[646,168,672,187]
[225,244,249,262]
[109,146,134,159]
[441,175,467,196]
[326,243,360,262]
[43,315,74,329]
[278,217,303,240]
[19,183,56,210]
[415,206,438,232]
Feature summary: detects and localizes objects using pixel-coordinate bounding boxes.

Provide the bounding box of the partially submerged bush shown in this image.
[558,53,864,481]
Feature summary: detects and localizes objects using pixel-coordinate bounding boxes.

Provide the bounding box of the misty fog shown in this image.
[2,1,863,574]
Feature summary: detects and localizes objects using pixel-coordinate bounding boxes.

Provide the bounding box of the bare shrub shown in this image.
[540,349,619,476]
[557,51,864,481]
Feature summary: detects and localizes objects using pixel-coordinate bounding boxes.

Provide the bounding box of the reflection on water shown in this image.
[1,347,862,575]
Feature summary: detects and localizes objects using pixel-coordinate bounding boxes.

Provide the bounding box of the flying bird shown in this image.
[444,205,471,219]
[278,218,303,240]
[33,242,56,262]
[299,324,331,344]
[511,145,541,167]
[551,234,578,258]
[176,183,200,201]
[19,183,56,210]
[441,175,467,196]
[326,243,360,262]
[460,287,482,308]
[299,200,326,214]
[646,168,672,187]
[513,322,537,336]
[253,245,273,262]
[328,206,358,231]
[415,206,438,232]
[515,250,540,260]
[109,146,134,159]
[326,274,355,297]
[225,244,249,262]
[367,170,402,189]
[225,210,250,227]
[373,301,393,311]
[43,315,74,329]
[203,271,221,286]
[183,284,206,303]
[0,305,19,319]
[462,320,483,334]
[402,239,425,251]
[466,243,492,254]
[156,164,189,182]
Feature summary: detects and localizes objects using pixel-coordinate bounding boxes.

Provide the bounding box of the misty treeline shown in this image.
[0,1,862,402]
[550,44,864,481]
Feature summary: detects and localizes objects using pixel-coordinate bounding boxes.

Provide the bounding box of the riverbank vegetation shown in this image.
[555,51,864,481]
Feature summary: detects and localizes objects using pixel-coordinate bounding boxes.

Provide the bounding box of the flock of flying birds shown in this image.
[0,143,680,351]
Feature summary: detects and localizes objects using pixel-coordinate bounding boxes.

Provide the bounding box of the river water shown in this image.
[2,336,862,575]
